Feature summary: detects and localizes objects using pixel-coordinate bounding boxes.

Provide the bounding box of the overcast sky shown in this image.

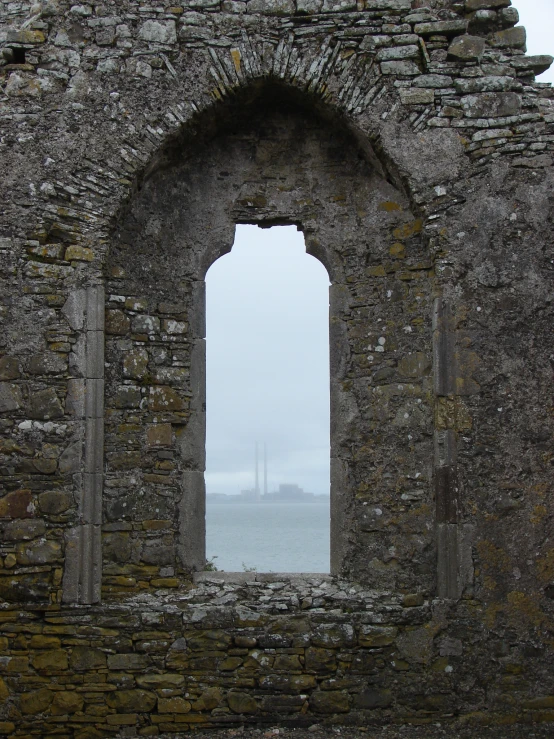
[206,226,330,497]
[204,4,553,498]
[518,0,554,84]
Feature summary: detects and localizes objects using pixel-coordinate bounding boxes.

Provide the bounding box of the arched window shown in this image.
[205,225,330,573]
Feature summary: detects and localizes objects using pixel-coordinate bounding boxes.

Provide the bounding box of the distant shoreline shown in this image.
[207,496,330,504]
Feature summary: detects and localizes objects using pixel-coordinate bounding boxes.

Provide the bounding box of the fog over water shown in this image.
[205,225,330,500]
[206,502,330,573]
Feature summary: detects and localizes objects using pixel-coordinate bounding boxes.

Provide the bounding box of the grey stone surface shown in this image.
[1,0,554,731]
[0,382,22,412]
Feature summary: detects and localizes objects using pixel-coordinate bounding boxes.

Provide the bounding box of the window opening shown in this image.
[205,225,330,573]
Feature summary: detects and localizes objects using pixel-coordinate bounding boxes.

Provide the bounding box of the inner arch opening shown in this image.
[205,225,330,573]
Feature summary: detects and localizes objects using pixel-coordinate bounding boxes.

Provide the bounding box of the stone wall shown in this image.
[1,574,554,735]
[1,0,554,733]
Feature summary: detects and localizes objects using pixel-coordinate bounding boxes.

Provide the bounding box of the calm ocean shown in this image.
[206,501,330,573]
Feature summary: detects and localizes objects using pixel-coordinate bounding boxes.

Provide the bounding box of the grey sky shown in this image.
[204,4,553,498]
[206,226,330,497]
[519,0,554,84]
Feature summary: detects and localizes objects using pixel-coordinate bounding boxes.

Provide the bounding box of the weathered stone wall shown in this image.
[1,573,554,735]
[1,0,554,733]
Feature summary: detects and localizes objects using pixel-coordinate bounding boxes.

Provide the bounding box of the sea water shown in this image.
[206,501,330,573]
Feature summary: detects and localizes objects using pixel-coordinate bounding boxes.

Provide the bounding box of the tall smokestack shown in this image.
[255,442,259,499]
[264,442,268,496]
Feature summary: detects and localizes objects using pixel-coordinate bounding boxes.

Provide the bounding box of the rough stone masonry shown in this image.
[0,0,554,734]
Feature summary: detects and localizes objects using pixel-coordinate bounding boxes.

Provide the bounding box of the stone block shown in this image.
[258,674,316,694]
[247,0,294,14]
[465,0,510,9]
[157,697,192,713]
[7,29,46,43]
[108,653,150,670]
[28,388,64,420]
[0,382,22,412]
[16,539,62,565]
[66,378,85,417]
[414,20,468,36]
[29,635,61,649]
[305,647,337,673]
[115,385,142,408]
[3,519,46,541]
[396,627,434,664]
[488,26,526,49]
[106,690,157,713]
[354,689,392,709]
[461,91,520,118]
[106,309,130,335]
[70,646,107,670]
[148,385,185,411]
[31,650,68,671]
[62,290,86,331]
[20,688,54,714]
[103,532,131,562]
[137,674,185,689]
[0,356,19,380]
[358,625,398,647]
[82,473,102,524]
[86,286,105,332]
[85,417,104,474]
[123,349,149,379]
[312,623,355,648]
[447,35,486,61]
[139,20,177,44]
[511,55,553,76]
[86,329,105,379]
[162,319,187,335]
[66,245,94,261]
[455,75,517,94]
[399,88,434,105]
[413,74,453,88]
[309,690,350,714]
[59,441,82,474]
[50,691,84,715]
[366,0,410,8]
[190,688,222,711]
[227,692,258,714]
[146,423,172,447]
[376,45,420,62]
[27,353,68,376]
[398,352,431,378]
[380,60,420,76]
[141,541,174,565]
[0,489,33,518]
[85,379,104,418]
[132,314,160,334]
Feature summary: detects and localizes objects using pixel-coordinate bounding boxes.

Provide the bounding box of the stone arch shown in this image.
[65,77,437,603]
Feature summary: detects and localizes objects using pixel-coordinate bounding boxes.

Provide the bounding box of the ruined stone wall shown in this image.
[1,0,554,733]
